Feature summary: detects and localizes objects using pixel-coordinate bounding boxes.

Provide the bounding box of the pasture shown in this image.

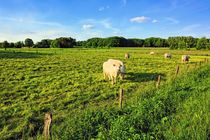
[0,48,209,139]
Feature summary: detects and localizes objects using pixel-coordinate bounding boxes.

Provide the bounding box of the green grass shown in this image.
[52,63,210,140]
[0,48,209,139]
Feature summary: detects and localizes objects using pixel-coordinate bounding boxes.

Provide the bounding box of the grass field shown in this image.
[0,48,209,139]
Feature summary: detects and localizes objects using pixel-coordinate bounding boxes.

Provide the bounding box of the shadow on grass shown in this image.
[126,72,165,82]
[0,50,52,59]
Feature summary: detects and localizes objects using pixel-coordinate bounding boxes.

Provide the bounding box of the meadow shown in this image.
[0,47,209,139]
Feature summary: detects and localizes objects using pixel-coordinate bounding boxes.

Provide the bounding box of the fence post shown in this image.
[204,58,208,63]
[175,65,180,77]
[119,89,124,109]
[43,112,52,140]
[199,61,202,66]
[156,75,161,88]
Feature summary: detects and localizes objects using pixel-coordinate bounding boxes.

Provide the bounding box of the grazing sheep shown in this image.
[103,61,121,84]
[164,53,172,59]
[107,59,126,80]
[182,55,190,62]
[125,53,130,59]
[150,51,155,55]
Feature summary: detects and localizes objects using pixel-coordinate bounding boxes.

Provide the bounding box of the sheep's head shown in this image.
[113,64,121,73]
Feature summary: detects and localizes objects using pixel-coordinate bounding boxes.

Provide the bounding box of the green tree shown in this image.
[14,41,24,48]
[25,38,34,47]
[2,41,9,50]
[50,37,76,48]
[196,37,208,50]
[33,39,52,48]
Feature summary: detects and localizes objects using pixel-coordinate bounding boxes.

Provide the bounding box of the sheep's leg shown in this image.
[103,72,107,80]
[111,76,114,85]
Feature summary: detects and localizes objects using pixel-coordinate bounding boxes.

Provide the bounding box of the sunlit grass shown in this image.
[0,48,209,139]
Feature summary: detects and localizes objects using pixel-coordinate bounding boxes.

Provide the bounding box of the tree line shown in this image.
[0,36,210,50]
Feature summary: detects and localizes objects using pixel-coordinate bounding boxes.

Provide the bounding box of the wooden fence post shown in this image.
[204,58,208,63]
[43,112,52,140]
[156,75,161,88]
[175,65,180,77]
[119,89,124,109]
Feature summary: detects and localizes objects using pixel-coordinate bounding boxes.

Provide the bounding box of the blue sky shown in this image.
[0,0,210,42]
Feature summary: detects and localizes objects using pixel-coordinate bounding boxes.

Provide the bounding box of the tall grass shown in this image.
[52,64,210,139]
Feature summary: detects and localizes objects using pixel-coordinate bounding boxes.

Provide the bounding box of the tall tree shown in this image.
[196,37,208,50]
[50,37,76,48]
[2,41,9,50]
[25,38,34,47]
[14,41,24,48]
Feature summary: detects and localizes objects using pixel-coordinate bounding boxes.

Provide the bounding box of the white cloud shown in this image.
[181,24,201,32]
[82,24,94,30]
[152,19,158,23]
[0,16,77,42]
[98,6,110,11]
[98,7,105,11]
[130,16,150,23]
[0,16,63,27]
[165,17,180,24]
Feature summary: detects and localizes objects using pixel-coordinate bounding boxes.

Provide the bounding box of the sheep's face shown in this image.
[113,64,121,72]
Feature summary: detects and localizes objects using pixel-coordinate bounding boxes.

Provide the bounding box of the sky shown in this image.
[0,0,210,42]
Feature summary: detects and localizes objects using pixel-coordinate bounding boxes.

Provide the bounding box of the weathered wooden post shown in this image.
[204,58,208,63]
[156,75,161,88]
[119,89,124,109]
[175,65,180,77]
[43,112,52,140]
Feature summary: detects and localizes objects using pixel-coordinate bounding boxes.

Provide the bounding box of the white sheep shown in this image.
[107,59,126,80]
[103,61,121,84]
[164,53,172,59]
[182,55,190,62]
[150,51,155,55]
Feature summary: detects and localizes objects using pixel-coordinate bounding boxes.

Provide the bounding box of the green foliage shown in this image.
[14,41,25,48]
[196,37,210,50]
[24,38,34,47]
[168,36,197,49]
[53,64,210,139]
[50,37,76,48]
[33,39,52,48]
[127,38,144,47]
[1,41,9,50]
[144,37,168,47]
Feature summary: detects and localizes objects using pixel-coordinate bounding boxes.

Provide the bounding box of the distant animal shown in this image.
[107,59,126,80]
[164,53,172,59]
[125,53,130,59]
[182,55,190,62]
[103,61,121,84]
[150,51,155,55]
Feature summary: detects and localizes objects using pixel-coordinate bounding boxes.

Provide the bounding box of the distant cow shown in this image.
[103,61,121,84]
[182,55,190,62]
[150,51,155,55]
[107,59,126,80]
[125,53,130,59]
[164,53,172,59]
